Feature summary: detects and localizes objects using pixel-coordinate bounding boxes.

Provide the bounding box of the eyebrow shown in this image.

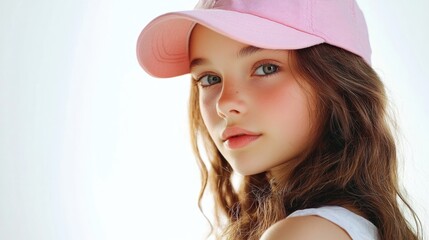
[237,45,263,58]
[189,45,263,70]
[189,58,208,70]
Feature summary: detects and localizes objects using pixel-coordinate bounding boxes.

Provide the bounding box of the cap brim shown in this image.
[137,9,325,78]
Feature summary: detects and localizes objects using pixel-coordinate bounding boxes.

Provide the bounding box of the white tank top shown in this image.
[287,206,379,240]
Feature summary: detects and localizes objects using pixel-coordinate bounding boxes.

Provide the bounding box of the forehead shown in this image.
[189,24,290,67]
[189,25,246,56]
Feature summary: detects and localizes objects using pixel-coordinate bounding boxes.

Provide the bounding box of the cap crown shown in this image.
[200,0,371,64]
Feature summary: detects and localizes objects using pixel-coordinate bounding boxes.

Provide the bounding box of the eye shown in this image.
[197,74,221,87]
[254,63,279,76]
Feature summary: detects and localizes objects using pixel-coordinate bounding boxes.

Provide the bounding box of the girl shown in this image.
[137,0,422,239]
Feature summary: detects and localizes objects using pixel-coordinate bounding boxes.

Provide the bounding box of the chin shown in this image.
[231,164,268,176]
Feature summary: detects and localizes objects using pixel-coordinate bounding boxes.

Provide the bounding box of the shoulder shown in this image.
[260,215,352,240]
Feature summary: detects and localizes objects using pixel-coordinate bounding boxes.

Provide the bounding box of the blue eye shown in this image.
[198,74,221,87]
[254,64,279,76]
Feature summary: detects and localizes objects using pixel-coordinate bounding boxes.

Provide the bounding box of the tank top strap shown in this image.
[287,206,379,240]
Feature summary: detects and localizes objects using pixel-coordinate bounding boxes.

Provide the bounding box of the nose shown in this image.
[216,80,247,119]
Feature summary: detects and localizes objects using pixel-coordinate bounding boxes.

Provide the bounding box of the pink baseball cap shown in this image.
[137,0,371,78]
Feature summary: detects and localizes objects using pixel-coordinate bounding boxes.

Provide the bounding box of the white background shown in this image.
[0,0,428,239]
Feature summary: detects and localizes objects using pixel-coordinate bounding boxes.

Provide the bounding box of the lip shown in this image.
[221,127,261,149]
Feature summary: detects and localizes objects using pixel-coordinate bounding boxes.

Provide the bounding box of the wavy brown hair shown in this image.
[188,43,422,240]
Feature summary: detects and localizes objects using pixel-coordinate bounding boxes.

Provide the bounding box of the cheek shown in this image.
[258,83,315,143]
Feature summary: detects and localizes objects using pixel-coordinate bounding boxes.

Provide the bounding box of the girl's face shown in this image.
[189,25,316,176]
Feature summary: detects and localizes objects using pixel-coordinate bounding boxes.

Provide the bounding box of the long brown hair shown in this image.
[188,43,422,240]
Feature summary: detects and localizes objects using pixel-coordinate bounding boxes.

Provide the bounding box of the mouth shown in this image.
[224,134,261,149]
[221,127,261,149]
